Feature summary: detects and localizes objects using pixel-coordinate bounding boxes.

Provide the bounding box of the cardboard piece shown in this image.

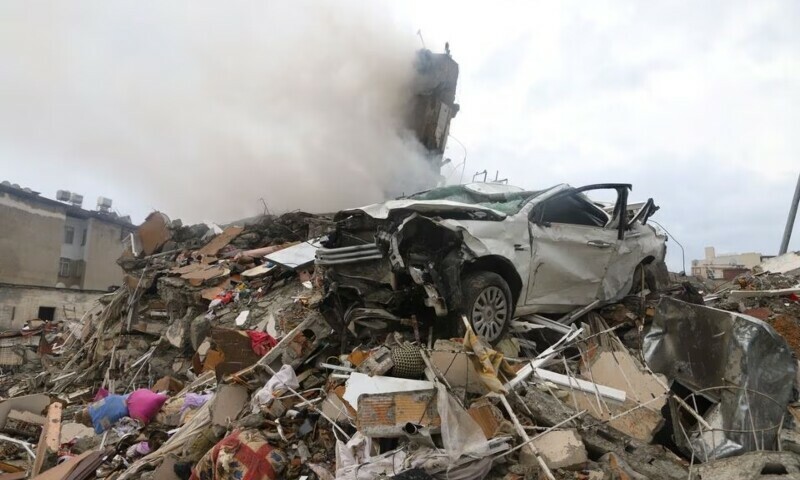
[151,376,185,395]
[137,212,172,256]
[242,264,277,278]
[196,226,244,257]
[179,265,230,285]
[200,279,231,301]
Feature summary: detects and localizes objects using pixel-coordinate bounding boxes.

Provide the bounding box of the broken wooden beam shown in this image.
[31,402,62,476]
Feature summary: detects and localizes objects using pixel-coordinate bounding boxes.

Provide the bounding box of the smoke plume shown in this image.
[0,1,437,223]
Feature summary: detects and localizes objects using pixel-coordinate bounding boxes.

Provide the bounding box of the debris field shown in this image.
[2,209,800,480]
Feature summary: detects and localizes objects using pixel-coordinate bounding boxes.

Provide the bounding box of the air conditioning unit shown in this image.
[97,197,113,212]
[68,193,84,207]
[56,190,71,202]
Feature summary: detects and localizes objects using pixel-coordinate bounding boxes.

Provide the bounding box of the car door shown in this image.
[602,197,664,301]
[524,184,630,311]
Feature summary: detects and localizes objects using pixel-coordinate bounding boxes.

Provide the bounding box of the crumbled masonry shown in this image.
[2,210,800,480]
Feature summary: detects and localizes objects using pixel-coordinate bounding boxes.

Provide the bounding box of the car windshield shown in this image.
[406,184,544,215]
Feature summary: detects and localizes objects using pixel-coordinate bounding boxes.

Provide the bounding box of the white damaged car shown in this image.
[317,182,667,343]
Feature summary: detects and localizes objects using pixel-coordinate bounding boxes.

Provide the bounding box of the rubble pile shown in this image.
[2,215,800,479]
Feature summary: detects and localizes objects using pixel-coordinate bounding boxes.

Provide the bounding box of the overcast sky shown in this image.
[1,1,798,272]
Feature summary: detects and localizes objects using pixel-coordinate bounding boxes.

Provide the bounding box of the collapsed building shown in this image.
[2,48,800,480]
[0,185,799,479]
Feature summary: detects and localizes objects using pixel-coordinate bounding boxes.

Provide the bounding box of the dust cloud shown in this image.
[0,1,438,223]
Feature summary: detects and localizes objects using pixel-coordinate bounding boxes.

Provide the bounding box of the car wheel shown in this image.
[460,271,513,344]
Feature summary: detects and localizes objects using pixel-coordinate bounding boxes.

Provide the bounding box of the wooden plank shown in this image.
[31,402,62,476]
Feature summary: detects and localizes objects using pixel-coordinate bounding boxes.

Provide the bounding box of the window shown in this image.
[81,228,87,246]
[64,226,75,244]
[59,258,71,277]
[37,306,55,322]
[536,193,608,227]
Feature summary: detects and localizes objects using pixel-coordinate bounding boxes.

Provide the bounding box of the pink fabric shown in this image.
[94,387,109,401]
[127,389,168,423]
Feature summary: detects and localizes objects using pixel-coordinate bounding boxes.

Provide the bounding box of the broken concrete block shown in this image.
[130,318,167,336]
[320,386,353,423]
[582,349,668,411]
[567,390,664,443]
[210,384,249,428]
[430,340,488,395]
[521,387,688,479]
[695,450,800,479]
[60,422,96,444]
[573,347,667,442]
[355,346,394,376]
[531,429,587,470]
[0,394,50,431]
[189,313,211,351]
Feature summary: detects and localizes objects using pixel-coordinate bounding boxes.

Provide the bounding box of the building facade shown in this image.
[0,182,134,330]
[691,246,766,280]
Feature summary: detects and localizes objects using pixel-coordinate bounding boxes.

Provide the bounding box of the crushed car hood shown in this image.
[338,199,508,220]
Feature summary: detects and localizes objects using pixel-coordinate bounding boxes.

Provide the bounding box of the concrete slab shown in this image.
[531,429,588,470]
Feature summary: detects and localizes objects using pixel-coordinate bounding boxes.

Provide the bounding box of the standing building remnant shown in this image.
[406,48,460,191]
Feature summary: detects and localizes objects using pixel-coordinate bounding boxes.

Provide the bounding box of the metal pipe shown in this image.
[315,254,384,265]
[779,171,800,255]
[317,244,379,253]
[0,433,36,459]
[316,249,381,260]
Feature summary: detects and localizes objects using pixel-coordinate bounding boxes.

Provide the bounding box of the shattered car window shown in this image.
[407,185,544,215]
[539,192,609,227]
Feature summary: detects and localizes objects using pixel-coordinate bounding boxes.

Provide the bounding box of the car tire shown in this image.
[458,271,513,344]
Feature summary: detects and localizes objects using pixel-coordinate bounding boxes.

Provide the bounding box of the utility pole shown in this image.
[779,171,800,255]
